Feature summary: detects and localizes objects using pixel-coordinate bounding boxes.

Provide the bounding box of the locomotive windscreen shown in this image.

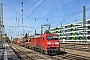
[46,36,58,40]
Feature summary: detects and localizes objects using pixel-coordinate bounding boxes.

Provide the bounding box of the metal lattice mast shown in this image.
[61,21,62,41]
[21,0,24,36]
[0,3,3,47]
[83,6,86,46]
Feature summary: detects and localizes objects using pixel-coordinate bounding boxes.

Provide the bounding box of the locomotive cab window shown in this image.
[46,36,58,40]
[43,37,44,40]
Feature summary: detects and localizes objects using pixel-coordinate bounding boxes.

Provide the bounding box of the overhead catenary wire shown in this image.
[4,0,75,35]
[44,0,76,17]
[3,4,21,28]
[8,0,41,36]
[17,0,31,23]
[14,0,46,32]
[44,6,90,28]
[17,0,44,23]
[24,0,31,12]
[3,4,21,15]
[33,6,90,30]
[3,3,28,27]
[4,0,90,38]
[32,0,76,27]
[47,6,90,25]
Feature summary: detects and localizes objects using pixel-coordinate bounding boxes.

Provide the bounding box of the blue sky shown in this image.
[0,0,90,38]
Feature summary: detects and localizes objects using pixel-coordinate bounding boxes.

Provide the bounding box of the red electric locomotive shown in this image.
[30,33,60,54]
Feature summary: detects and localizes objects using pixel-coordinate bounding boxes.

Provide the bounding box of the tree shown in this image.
[24,33,28,38]
[45,30,50,33]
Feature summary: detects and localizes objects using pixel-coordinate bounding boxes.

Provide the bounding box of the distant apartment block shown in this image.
[49,19,90,42]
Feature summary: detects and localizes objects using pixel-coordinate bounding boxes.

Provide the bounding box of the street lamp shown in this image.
[30,27,36,35]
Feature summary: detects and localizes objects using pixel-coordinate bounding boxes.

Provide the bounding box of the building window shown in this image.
[67,29,71,32]
[87,20,90,24]
[88,31,90,35]
[65,25,71,28]
[88,26,90,29]
[87,36,90,39]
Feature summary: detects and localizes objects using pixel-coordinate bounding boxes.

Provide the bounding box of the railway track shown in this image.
[60,42,90,51]
[10,43,90,60]
[50,52,90,60]
[10,43,53,60]
[60,42,90,47]
[60,42,90,57]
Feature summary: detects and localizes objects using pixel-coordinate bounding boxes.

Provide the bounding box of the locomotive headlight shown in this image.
[55,42,59,44]
[47,42,51,44]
